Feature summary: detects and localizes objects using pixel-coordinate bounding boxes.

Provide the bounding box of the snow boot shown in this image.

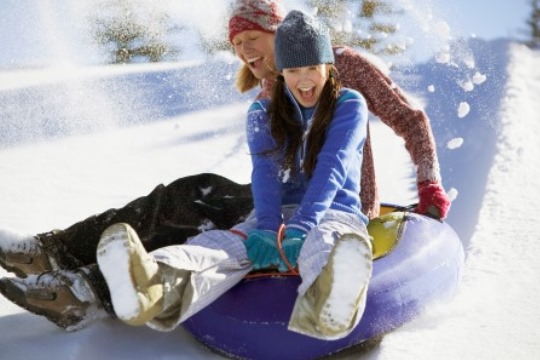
[97,223,164,327]
[288,232,373,340]
[0,266,106,331]
[0,228,55,278]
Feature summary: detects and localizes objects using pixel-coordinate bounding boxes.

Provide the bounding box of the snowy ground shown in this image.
[1,39,540,359]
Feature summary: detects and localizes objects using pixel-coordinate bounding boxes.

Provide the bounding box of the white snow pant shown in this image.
[147,207,371,339]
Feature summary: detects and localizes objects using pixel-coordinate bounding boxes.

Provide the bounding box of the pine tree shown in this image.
[527,0,540,48]
[307,0,406,56]
[199,28,231,55]
[359,0,404,55]
[90,0,178,64]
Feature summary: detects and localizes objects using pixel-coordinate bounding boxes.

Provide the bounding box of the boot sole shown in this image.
[97,223,162,326]
[318,233,373,336]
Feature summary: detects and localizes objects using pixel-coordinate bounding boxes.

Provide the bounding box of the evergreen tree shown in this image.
[527,0,540,48]
[90,0,178,64]
[198,27,231,55]
[307,0,406,56]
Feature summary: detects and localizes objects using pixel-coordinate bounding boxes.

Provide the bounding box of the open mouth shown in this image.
[247,57,262,69]
[299,87,315,99]
[300,87,314,95]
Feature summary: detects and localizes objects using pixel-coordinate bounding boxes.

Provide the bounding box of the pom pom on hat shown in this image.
[228,0,286,43]
[274,10,334,71]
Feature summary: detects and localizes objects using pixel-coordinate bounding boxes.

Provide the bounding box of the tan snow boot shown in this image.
[0,229,54,278]
[288,232,373,340]
[0,267,105,331]
[97,223,164,326]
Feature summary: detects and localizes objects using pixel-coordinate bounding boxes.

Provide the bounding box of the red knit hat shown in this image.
[228,0,286,43]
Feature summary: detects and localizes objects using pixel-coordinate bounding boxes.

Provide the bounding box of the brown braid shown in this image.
[268,65,341,177]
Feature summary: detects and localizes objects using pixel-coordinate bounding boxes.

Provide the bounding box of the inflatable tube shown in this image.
[182,208,465,360]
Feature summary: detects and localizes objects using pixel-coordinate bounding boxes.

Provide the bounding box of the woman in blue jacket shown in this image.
[241,10,372,339]
[6,10,372,341]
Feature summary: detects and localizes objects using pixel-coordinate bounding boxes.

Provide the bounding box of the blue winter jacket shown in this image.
[246,87,369,233]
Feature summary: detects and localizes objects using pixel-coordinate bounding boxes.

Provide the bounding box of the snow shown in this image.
[319,234,372,338]
[1,4,540,360]
[96,233,141,323]
[458,80,475,92]
[472,72,487,85]
[446,137,464,150]
[0,228,35,252]
[446,187,459,203]
[386,43,540,360]
[457,102,471,118]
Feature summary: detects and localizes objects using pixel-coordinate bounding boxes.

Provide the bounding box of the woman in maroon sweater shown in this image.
[0,0,450,331]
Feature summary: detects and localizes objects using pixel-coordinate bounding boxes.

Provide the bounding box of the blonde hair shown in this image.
[235,64,261,93]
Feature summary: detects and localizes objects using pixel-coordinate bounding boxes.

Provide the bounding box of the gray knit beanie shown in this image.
[274,10,334,71]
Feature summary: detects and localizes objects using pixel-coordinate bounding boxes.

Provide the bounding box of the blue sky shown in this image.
[432,0,531,40]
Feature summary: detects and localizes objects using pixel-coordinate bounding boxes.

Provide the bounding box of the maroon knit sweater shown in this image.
[258,46,441,219]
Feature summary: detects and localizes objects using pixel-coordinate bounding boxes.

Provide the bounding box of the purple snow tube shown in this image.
[182,212,465,360]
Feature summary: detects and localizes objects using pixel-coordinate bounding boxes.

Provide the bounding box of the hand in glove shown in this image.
[416,180,451,219]
[245,229,281,270]
[278,228,307,272]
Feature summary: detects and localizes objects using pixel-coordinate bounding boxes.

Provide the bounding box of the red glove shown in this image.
[416,180,451,219]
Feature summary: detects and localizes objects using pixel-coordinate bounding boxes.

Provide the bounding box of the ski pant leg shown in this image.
[83,263,117,316]
[145,228,253,332]
[38,173,253,268]
[37,173,252,319]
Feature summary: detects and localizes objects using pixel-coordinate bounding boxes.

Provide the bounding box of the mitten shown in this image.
[245,229,281,270]
[278,228,307,272]
[416,180,451,219]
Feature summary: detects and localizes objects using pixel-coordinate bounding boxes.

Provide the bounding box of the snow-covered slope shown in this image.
[1,40,539,359]
[366,41,540,360]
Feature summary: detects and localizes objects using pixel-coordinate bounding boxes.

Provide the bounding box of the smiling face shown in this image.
[232,30,276,81]
[282,64,328,108]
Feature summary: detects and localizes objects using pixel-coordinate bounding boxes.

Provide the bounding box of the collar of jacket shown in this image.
[282,85,319,174]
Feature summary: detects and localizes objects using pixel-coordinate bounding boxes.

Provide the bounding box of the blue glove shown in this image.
[278,228,307,272]
[245,229,281,270]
